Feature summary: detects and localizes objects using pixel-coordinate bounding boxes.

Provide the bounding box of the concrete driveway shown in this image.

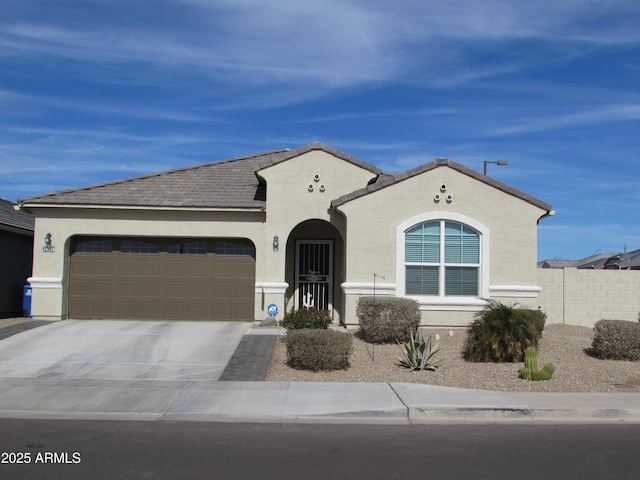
[0,320,251,381]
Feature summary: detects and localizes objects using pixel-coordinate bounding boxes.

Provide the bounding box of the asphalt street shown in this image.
[1,419,639,479]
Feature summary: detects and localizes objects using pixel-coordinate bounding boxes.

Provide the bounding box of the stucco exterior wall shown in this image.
[536,268,640,327]
[258,150,377,321]
[28,208,267,320]
[337,166,548,326]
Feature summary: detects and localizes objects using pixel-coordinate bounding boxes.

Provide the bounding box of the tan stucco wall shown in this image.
[536,268,640,327]
[338,166,548,326]
[28,208,267,320]
[258,150,377,321]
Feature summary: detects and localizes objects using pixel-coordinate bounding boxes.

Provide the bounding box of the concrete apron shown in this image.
[0,319,251,381]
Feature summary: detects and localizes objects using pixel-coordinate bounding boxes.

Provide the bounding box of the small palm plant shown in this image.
[463,300,545,363]
[397,329,442,371]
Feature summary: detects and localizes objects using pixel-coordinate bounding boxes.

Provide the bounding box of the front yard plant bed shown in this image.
[267,324,640,392]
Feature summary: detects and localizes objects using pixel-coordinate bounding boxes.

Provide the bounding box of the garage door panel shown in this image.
[137,280,163,297]
[69,237,255,321]
[115,301,138,318]
[93,280,114,295]
[138,301,160,318]
[165,281,185,297]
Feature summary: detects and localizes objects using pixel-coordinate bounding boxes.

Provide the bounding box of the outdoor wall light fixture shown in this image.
[273,235,279,251]
[483,159,508,176]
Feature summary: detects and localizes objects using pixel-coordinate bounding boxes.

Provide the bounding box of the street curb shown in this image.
[408,407,640,424]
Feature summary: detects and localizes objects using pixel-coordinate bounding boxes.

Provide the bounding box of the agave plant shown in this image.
[397,329,442,371]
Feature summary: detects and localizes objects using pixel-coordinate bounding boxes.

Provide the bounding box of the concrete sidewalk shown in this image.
[1,378,639,424]
[0,322,639,424]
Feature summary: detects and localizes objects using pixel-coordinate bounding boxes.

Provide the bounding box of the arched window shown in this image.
[405,220,480,296]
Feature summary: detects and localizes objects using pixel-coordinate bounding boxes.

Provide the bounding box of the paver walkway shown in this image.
[219,335,277,381]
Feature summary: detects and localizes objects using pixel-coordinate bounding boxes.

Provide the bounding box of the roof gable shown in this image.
[331,157,552,212]
[256,142,383,175]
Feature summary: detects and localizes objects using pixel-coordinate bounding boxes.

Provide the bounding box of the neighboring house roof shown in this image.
[331,157,553,213]
[603,249,640,270]
[539,251,640,270]
[538,259,578,269]
[0,198,34,235]
[18,143,383,211]
[576,253,616,269]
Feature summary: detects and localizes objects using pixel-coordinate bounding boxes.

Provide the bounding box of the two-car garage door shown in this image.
[69,237,255,320]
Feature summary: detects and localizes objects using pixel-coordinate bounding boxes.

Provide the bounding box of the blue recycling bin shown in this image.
[23,285,32,318]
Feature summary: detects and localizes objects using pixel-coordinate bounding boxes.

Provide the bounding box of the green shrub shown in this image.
[285,329,353,371]
[397,329,442,371]
[280,308,332,330]
[463,301,546,363]
[356,297,420,343]
[591,320,640,361]
[517,308,546,340]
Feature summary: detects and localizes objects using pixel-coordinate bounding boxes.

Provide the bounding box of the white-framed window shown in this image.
[405,221,479,296]
[396,212,490,308]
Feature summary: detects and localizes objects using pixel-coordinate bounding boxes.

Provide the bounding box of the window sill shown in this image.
[405,296,488,311]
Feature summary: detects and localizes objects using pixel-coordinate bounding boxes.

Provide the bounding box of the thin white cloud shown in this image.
[2,0,638,98]
[0,88,208,122]
[280,108,458,124]
[486,104,640,135]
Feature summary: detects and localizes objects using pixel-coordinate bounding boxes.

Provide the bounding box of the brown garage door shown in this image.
[69,237,255,320]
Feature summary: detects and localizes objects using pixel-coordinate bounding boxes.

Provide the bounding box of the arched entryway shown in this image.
[285,219,344,323]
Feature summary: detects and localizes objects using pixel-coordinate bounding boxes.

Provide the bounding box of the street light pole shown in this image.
[484,159,508,176]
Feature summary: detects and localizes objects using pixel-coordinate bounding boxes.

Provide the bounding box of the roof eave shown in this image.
[19,203,265,213]
[0,223,34,236]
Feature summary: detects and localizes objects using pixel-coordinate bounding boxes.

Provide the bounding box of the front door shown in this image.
[295,240,333,311]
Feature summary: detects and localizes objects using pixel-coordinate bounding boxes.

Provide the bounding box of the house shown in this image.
[538,252,614,270]
[602,249,640,270]
[539,250,640,270]
[17,143,553,326]
[0,198,34,317]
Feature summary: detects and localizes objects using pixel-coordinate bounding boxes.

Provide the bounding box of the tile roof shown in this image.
[331,157,553,212]
[17,144,551,215]
[18,143,383,210]
[0,198,34,233]
[602,249,640,270]
[19,149,292,210]
[538,251,640,270]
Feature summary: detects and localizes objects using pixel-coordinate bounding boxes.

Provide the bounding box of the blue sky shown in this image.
[1,0,639,261]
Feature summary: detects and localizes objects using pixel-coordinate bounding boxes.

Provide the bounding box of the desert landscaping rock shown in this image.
[266,324,640,393]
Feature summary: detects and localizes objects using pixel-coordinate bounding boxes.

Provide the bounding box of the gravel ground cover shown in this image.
[266,324,640,393]
[4,318,637,393]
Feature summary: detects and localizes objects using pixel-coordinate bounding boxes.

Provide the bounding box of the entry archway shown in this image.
[285,219,344,323]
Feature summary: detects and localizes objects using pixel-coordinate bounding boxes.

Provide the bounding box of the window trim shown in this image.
[396,212,490,308]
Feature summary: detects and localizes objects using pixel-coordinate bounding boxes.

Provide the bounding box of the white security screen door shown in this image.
[295,240,333,311]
